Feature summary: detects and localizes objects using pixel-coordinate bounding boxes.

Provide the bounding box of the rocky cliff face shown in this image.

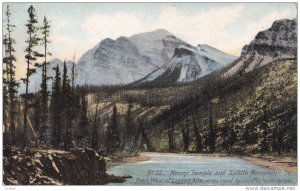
[76,36,158,86]
[76,29,194,86]
[225,18,297,76]
[155,46,203,83]
[138,44,236,84]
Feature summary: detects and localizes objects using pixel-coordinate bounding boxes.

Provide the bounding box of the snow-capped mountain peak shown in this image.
[137,44,237,84]
[129,29,193,67]
[76,35,157,86]
[21,28,239,92]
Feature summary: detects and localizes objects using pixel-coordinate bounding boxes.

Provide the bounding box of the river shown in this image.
[107,152,297,186]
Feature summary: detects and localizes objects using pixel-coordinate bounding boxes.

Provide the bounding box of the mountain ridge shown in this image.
[136,43,237,85]
[76,28,235,86]
[224,18,297,77]
[20,17,296,93]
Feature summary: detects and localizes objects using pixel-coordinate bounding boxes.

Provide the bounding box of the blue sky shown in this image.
[3,2,297,78]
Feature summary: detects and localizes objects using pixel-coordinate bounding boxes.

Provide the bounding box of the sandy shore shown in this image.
[107,153,150,169]
[242,156,297,174]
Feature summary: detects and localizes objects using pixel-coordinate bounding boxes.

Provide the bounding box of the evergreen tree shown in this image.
[140,120,154,152]
[282,106,297,152]
[33,93,41,137]
[228,125,236,151]
[62,60,68,112]
[106,105,121,153]
[207,105,216,152]
[21,5,42,146]
[258,108,270,153]
[61,61,70,148]
[131,118,154,152]
[60,60,79,149]
[181,115,190,152]
[121,101,135,151]
[241,124,251,146]
[70,59,80,140]
[3,34,9,80]
[64,80,73,150]
[276,126,283,155]
[3,5,19,144]
[131,119,142,153]
[271,126,282,154]
[3,34,9,130]
[71,55,76,90]
[38,16,51,142]
[219,119,230,152]
[130,118,154,152]
[191,111,202,152]
[79,90,88,139]
[50,65,62,147]
[167,119,175,152]
[92,117,101,149]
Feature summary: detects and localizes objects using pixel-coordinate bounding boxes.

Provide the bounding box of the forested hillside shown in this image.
[77,59,296,155]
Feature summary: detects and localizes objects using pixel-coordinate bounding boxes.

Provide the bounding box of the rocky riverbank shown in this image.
[3,147,131,185]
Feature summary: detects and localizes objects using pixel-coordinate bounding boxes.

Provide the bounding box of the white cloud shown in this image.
[63,5,297,61]
[52,34,76,45]
[56,20,67,29]
[81,12,148,43]
[155,5,244,48]
[50,18,68,36]
[79,5,245,56]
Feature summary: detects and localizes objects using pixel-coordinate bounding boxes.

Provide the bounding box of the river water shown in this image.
[107,153,297,186]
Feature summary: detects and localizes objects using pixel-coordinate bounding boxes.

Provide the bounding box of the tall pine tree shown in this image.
[38,16,51,142]
[207,103,216,152]
[229,126,236,151]
[62,61,68,148]
[79,90,88,139]
[106,105,121,153]
[167,119,175,152]
[191,111,202,152]
[61,61,74,149]
[3,5,19,144]
[33,93,41,136]
[258,108,270,153]
[50,65,62,147]
[219,119,230,152]
[181,114,190,152]
[71,54,76,90]
[121,101,135,151]
[3,34,9,131]
[22,5,42,146]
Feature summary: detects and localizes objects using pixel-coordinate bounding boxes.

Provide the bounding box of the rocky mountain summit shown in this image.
[225,18,297,76]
